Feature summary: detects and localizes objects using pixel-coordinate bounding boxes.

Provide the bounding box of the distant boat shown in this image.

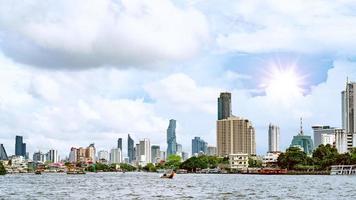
[330,165,356,175]
[160,169,175,179]
[34,170,42,175]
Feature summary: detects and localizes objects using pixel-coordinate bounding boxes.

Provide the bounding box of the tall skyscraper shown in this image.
[85,143,96,163]
[110,148,122,164]
[138,139,151,165]
[341,81,356,150]
[268,124,280,153]
[167,119,177,157]
[218,92,232,120]
[151,145,160,163]
[117,138,122,150]
[15,135,26,157]
[335,129,348,153]
[192,137,208,155]
[217,116,256,156]
[0,144,8,160]
[128,134,134,163]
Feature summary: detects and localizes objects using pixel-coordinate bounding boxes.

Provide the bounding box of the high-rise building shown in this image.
[268,124,280,153]
[138,139,151,165]
[218,92,232,120]
[290,118,314,154]
[86,143,96,163]
[15,135,26,157]
[341,81,356,150]
[47,149,59,163]
[312,125,337,148]
[69,147,77,163]
[160,151,166,161]
[335,129,348,153]
[151,145,160,163]
[217,116,256,156]
[207,146,217,156]
[117,138,122,150]
[110,148,122,164]
[182,152,189,161]
[167,119,177,157]
[176,143,182,157]
[98,150,109,163]
[192,137,208,155]
[128,134,134,163]
[0,144,8,160]
[68,144,96,163]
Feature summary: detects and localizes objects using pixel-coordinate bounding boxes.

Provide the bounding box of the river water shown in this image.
[0,172,355,199]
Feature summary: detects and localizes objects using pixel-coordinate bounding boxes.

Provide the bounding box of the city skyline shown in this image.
[1,1,356,157]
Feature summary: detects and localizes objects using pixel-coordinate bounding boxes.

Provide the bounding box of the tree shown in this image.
[248,157,262,168]
[0,162,6,175]
[143,163,156,172]
[165,155,182,170]
[180,155,227,172]
[277,147,309,170]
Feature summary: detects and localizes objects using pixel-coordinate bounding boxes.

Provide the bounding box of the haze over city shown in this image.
[1,0,356,158]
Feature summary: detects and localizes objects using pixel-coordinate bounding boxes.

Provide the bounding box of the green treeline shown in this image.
[0,162,6,175]
[278,144,356,170]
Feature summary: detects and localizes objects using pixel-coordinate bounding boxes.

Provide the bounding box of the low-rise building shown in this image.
[229,153,248,170]
[262,152,280,167]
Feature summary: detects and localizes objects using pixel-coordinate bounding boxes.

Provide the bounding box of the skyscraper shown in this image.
[117,138,122,150]
[128,134,134,163]
[167,119,177,157]
[217,116,256,156]
[151,145,160,163]
[15,135,26,157]
[0,144,8,160]
[138,139,151,165]
[290,118,314,154]
[192,137,208,155]
[86,143,96,163]
[218,92,232,120]
[110,148,122,164]
[268,124,280,153]
[47,149,59,163]
[341,81,356,150]
[98,150,109,163]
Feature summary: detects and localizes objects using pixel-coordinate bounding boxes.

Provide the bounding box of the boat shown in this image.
[34,170,42,175]
[258,168,288,175]
[330,165,356,175]
[66,170,86,175]
[160,169,175,179]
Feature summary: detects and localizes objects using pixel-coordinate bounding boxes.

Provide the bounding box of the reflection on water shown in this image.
[1,172,355,199]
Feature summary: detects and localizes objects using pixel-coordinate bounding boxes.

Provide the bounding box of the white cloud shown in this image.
[0,0,209,69]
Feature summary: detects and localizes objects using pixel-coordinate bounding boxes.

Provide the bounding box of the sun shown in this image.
[262,65,305,102]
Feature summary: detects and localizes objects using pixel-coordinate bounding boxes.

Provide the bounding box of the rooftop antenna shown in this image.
[299,117,304,135]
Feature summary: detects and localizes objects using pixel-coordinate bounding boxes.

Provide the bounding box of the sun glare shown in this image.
[263,66,305,102]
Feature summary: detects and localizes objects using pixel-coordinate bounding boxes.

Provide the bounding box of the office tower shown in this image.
[98,150,109,163]
[335,129,348,153]
[341,81,356,150]
[47,149,59,163]
[207,146,217,156]
[69,147,78,163]
[217,116,256,156]
[290,118,314,154]
[268,124,280,153]
[86,143,96,163]
[15,135,26,157]
[128,134,134,163]
[139,139,151,165]
[0,144,8,160]
[117,138,122,150]
[192,137,208,155]
[312,125,337,148]
[167,119,177,157]
[110,148,122,164]
[218,92,232,120]
[151,145,160,163]
[176,143,182,157]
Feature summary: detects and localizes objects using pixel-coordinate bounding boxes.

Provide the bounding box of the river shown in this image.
[0,172,355,199]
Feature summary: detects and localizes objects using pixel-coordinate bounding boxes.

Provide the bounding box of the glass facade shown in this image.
[167,119,177,157]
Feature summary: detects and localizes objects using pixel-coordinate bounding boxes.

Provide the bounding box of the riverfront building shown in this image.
[341,81,356,151]
[192,137,208,155]
[268,124,280,153]
[128,134,134,163]
[217,116,256,156]
[151,145,160,163]
[15,135,26,158]
[68,144,96,163]
[110,148,122,164]
[0,144,8,160]
[167,119,177,157]
[218,92,232,120]
[229,153,248,170]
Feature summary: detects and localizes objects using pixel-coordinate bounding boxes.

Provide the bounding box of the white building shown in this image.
[335,129,348,153]
[98,150,109,163]
[160,151,166,161]
[312,125,337,148]
[110,148,122,164]
[268,124,280,153]
[207,146,217,156]
[47,149,59,163]
[138,139,151,166]
[262,152,280,166]
[229,153,248,170]
[342,81,356,150]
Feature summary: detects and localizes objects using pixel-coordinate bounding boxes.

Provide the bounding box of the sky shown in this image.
[1,0,356,158]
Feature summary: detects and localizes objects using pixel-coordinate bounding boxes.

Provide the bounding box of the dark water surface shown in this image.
[0,172,355,199]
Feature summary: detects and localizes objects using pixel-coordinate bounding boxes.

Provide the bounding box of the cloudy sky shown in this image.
[1,0,356,158]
